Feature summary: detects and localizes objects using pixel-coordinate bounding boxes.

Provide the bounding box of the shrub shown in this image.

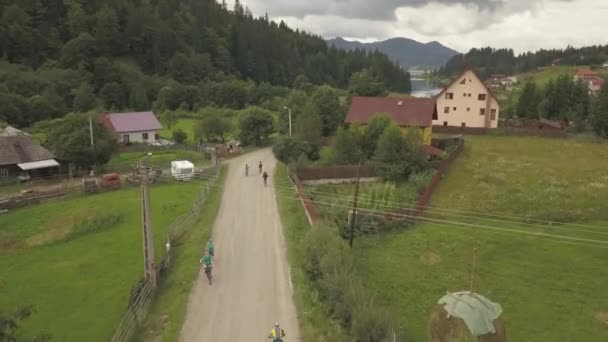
[272,136,310,165]
[172,129,188,144]
[409,170,436,195]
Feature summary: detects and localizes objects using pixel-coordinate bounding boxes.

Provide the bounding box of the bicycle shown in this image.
[203,265,213,285]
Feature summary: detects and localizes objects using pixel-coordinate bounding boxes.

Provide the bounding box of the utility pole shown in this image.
[88,114,95,147]
[469,241,479,292]
[139,161,156,286]
[283,106,292,137]
[349,162,362,248]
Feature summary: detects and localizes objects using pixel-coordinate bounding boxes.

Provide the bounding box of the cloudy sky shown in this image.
[228,0,608,54]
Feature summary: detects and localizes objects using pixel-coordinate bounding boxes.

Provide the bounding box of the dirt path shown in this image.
[179,148,301,341]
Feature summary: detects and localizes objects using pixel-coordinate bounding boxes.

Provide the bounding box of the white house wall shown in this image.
[434,70,500,128]
[119,130,157,143]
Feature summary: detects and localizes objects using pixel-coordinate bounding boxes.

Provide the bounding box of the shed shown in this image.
[0,136,60,181]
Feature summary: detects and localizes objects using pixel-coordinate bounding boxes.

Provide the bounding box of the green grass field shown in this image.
[157,119,198,143]
[274,164,347,341]
[134,166,226,341]
[106,149,207,172]
[0,180,210,341]
[352,135,608,341]
[517,65,579,87]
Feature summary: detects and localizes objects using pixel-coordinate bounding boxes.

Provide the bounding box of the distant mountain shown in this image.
[327,37,459,68]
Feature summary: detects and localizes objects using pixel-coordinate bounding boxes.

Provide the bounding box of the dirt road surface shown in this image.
[180,149,301,341]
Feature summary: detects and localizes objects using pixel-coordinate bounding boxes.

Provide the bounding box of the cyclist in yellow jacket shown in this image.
[268,322,285,342]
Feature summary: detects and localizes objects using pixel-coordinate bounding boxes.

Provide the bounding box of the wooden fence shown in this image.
[295,165,377,181]
[110,165,222,342]
[412,139,465,217]
[432,125,567,137]
[287,140,466,229]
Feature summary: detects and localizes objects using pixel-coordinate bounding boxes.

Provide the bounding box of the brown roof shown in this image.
[436,68,497,102]
[0,136,55,166]
[345,97,437,127]
[576,68,597,77]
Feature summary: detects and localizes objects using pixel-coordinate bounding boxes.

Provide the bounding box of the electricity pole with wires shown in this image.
[349,161,362,248]
[138,159,156,287]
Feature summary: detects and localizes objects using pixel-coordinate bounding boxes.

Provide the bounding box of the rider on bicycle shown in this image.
[268,322,285,342]
[206,239,215,257]
[200,252,213,283]
[263,171,269,187]
[258,161,263,173]
[245,163,249,176]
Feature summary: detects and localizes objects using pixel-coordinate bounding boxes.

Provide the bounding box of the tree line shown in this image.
[0,0,410,128]
[438,45,608,78]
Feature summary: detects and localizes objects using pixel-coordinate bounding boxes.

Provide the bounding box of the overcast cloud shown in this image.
[228,0,607,54]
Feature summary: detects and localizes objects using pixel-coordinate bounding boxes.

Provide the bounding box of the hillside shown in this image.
[0,0,410,128]
[439,45,608,78]
[327,37,459,68]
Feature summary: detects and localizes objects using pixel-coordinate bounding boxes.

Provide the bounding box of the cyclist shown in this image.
[245,163,249,176]
[258,161,263,174]
[206,239,215,257]
[200,252,213,285]
[268,322,285,342]
[262,171,269,187]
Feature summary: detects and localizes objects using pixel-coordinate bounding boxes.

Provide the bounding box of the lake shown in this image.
[410,78,442,98]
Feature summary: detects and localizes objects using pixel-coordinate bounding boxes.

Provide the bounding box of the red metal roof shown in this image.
[590,78,605,86]
[345,97,437,127]
[576,68,597,77]
[103,111,162,133]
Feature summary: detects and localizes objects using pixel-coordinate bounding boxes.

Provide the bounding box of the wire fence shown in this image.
[110,164,222,342]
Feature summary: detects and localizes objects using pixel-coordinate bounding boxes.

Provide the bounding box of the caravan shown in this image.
[171,160,194,181]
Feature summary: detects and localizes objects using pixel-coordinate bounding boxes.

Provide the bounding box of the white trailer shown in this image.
[171,160,194,181]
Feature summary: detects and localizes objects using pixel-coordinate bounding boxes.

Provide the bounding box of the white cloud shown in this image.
[234,0,608,54]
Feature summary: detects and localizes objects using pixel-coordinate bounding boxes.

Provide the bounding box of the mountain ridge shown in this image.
[327,37,459,68]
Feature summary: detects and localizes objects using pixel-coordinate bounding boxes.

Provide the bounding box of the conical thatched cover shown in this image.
[428,291,506,342]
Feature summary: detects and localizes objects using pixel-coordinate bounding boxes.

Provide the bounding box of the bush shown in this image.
[172,129,188,144]
[272,136,310,165]
[303,223,398,339]
[409,170,436,195]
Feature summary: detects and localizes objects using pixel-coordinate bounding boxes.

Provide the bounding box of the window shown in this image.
[453,107,457,111]
[0,169,8,178]
[444,107,450,113]
[468,93,472,97]
[461,122,466,127]
[478,93,487,101]
[479,108,486,115]
[142,132,149,140]
[459,78,466,84]
[445,92,454,100]
[463,93,467,97]
[122,134,130,143]
[491,109,497,120]
[467,107,470,112]
[443,121,448,126]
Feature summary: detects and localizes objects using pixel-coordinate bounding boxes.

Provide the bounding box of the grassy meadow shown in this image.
[105,149,207,173]
[157,119,199,143]
[0,180,211,341]
[351,135,608,341]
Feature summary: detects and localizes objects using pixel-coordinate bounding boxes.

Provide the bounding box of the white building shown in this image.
[99,111,162,144]
[434,69,500,128]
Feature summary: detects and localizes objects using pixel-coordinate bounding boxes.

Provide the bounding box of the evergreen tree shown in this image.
[515,80,539,118]
[592,84,608,138]
[73,83,98,113]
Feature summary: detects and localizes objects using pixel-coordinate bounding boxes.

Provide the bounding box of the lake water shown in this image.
[410,78,442,98]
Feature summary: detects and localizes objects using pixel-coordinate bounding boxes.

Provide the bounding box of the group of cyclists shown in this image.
[245,161,269,186]
[201,159,284,340]
[199,239,287,341]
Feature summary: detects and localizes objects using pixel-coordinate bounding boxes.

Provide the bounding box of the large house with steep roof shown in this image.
[434,69,500,128]
[99,111,162,144]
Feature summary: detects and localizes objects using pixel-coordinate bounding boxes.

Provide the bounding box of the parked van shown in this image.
[171,160,194,181]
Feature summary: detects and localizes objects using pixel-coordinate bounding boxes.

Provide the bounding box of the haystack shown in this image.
[428,291,506,342]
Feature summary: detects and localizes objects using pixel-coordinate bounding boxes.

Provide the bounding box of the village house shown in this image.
[0,135,61,182]
[434,69,500,128]
[573,68,605,93]
[344,96,437,146]
[98,111,162,144]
